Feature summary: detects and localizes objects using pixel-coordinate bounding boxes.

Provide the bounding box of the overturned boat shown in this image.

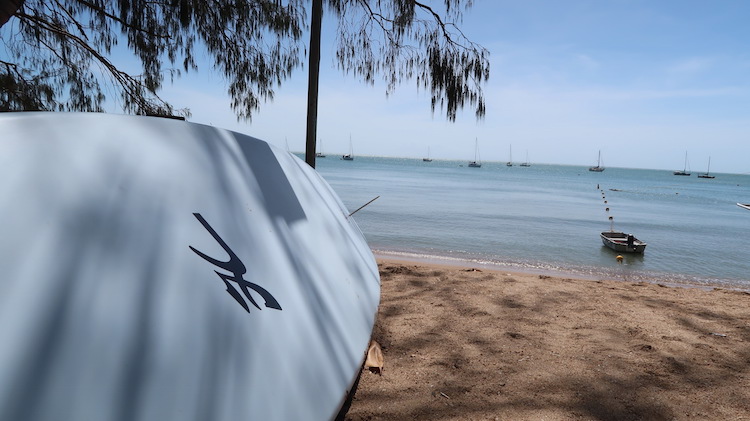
[0,112,380,421]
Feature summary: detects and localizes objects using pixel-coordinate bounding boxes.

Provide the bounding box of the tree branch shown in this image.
[73,0,172,39]
[18,9,169,112]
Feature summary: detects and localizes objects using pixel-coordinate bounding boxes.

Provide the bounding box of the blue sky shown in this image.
[100,1,750,173]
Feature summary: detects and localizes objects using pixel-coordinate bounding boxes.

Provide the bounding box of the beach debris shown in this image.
[616,255,623,263]
[439,392,450,399]
[709,332,727,337]
[638,344,653,351]
[380,264,424,277]
[464,268,482,272]
[364,340,384,375]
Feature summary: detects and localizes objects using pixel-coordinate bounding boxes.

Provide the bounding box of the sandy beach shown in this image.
[344,258,750,421]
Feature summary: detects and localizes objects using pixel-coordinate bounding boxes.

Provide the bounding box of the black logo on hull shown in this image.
[190,213,282,313]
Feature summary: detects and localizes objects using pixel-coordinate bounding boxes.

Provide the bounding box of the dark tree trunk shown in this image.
[0,0,24,28]
[304,0,323,168]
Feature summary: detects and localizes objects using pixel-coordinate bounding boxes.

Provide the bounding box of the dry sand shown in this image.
[344,259,750,421]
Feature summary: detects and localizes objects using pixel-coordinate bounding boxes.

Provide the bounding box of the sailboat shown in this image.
[316,138,326,158]
[520,150,531,167]
[588,150,604,172]
[506,145,513,166]
[697,156,715,179]
[673,151,690,176]
[342,135,354,160]
[423,146,433,162]
[468,138,481,167]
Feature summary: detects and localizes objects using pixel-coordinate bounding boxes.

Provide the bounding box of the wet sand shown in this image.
[344,258,750,420]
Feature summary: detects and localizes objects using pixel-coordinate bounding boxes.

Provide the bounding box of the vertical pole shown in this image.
[305,0,323,168]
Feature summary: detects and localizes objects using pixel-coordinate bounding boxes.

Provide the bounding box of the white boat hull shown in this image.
[0,112,380,421]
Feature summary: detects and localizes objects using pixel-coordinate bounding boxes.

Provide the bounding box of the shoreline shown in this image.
[373,250,750,292]
[345,258,750,420]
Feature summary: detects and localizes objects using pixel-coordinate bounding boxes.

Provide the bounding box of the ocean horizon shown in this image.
[300,154,750,291]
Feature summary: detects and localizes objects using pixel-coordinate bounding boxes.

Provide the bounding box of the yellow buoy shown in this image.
[616,255,624,263]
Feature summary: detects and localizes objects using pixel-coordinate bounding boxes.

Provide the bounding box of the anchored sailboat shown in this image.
[342,135,354,160]
[697,156,715,179]
[468,138,481,167]
[316,138,326,158]
[589,150,604,172]
[520,150,531,167]
[673,151,690,176]
[506,145,513,166]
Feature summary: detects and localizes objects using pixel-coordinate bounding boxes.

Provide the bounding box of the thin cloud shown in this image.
[665,57,715,77]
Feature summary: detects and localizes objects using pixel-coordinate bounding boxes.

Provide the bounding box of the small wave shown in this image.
[372,248,750,292]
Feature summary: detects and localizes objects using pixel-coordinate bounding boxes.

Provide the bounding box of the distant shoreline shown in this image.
[300,153,750,176]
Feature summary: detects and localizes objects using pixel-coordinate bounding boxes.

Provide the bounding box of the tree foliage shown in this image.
[1,0,488,121]
[330,0,488,120]
[1,0,305,117]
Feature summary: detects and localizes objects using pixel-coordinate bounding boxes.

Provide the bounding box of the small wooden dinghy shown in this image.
[600,231,647,253]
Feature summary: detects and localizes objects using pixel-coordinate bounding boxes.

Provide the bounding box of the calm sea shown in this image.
[304,154,750,290]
